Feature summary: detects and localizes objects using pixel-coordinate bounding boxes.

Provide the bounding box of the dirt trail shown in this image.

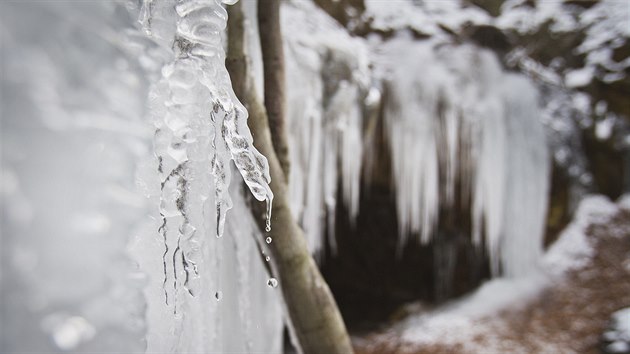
[356,208,630,354]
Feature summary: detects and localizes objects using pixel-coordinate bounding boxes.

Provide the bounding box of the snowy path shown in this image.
[355,196,630,354]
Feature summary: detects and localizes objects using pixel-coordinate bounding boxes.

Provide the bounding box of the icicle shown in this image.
[140,0,273,243]
[137,7,277,348]
[265,195,272,232]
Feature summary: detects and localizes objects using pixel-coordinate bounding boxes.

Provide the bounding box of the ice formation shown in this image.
[374,39,550,277]
[139,0,273,241]
[280,2,550,276]
[1,1,283,352]
[282,1,370,257]
[130,180,283,353]
[135,0,283,351]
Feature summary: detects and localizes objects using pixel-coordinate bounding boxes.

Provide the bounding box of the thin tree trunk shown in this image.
[258,0,290,180]
[226,2,354,353]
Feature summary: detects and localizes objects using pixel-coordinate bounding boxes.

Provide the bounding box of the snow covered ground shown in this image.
[357,194,630,354]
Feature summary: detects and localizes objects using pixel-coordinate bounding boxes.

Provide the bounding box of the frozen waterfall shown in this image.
[282,1,550,278]
[374,39,550,277]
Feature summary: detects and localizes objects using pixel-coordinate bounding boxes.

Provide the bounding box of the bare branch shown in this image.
[226,2,354,353]
[258,0,290,180]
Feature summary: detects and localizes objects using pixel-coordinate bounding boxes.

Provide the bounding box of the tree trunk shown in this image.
[258,0,290,180]
[226,2,354,353]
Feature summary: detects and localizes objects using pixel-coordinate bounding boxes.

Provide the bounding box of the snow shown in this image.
[619,194,630,211]
[565,67,595,88]
[596,115,616,140]
[399,194,627,352]
[604,307,630,353]
[399,273,550,350]
[363,0,490,38]
[497,0,577,34]
[613,308,630,341]
[608,341,630,353]
[544,195,618,275]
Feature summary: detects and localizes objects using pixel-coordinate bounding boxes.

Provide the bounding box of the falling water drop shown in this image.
[214,291,222,301]
[267,278,278,288]
[265,237,272,244]
[265,197,272,232]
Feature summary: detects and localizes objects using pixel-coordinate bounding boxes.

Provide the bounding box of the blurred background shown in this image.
[1,0,629,353]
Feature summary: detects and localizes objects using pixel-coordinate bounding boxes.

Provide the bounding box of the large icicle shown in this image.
[138,0,274,310]
[141,0,273,239]
[131,0,284,352]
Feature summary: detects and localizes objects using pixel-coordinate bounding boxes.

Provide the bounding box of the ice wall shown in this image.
[129,175,283,353]
[282,1,370,257]
[1,1,284,353]
[0,3,150,352]
[374,39,550,277]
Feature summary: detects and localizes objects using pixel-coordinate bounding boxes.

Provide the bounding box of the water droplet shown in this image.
[265,197,272,232]
[265,237,272,244]
[42,315,95,351]
[267,278,278,288]
[265,256,270,262]
[215,291,222,301]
